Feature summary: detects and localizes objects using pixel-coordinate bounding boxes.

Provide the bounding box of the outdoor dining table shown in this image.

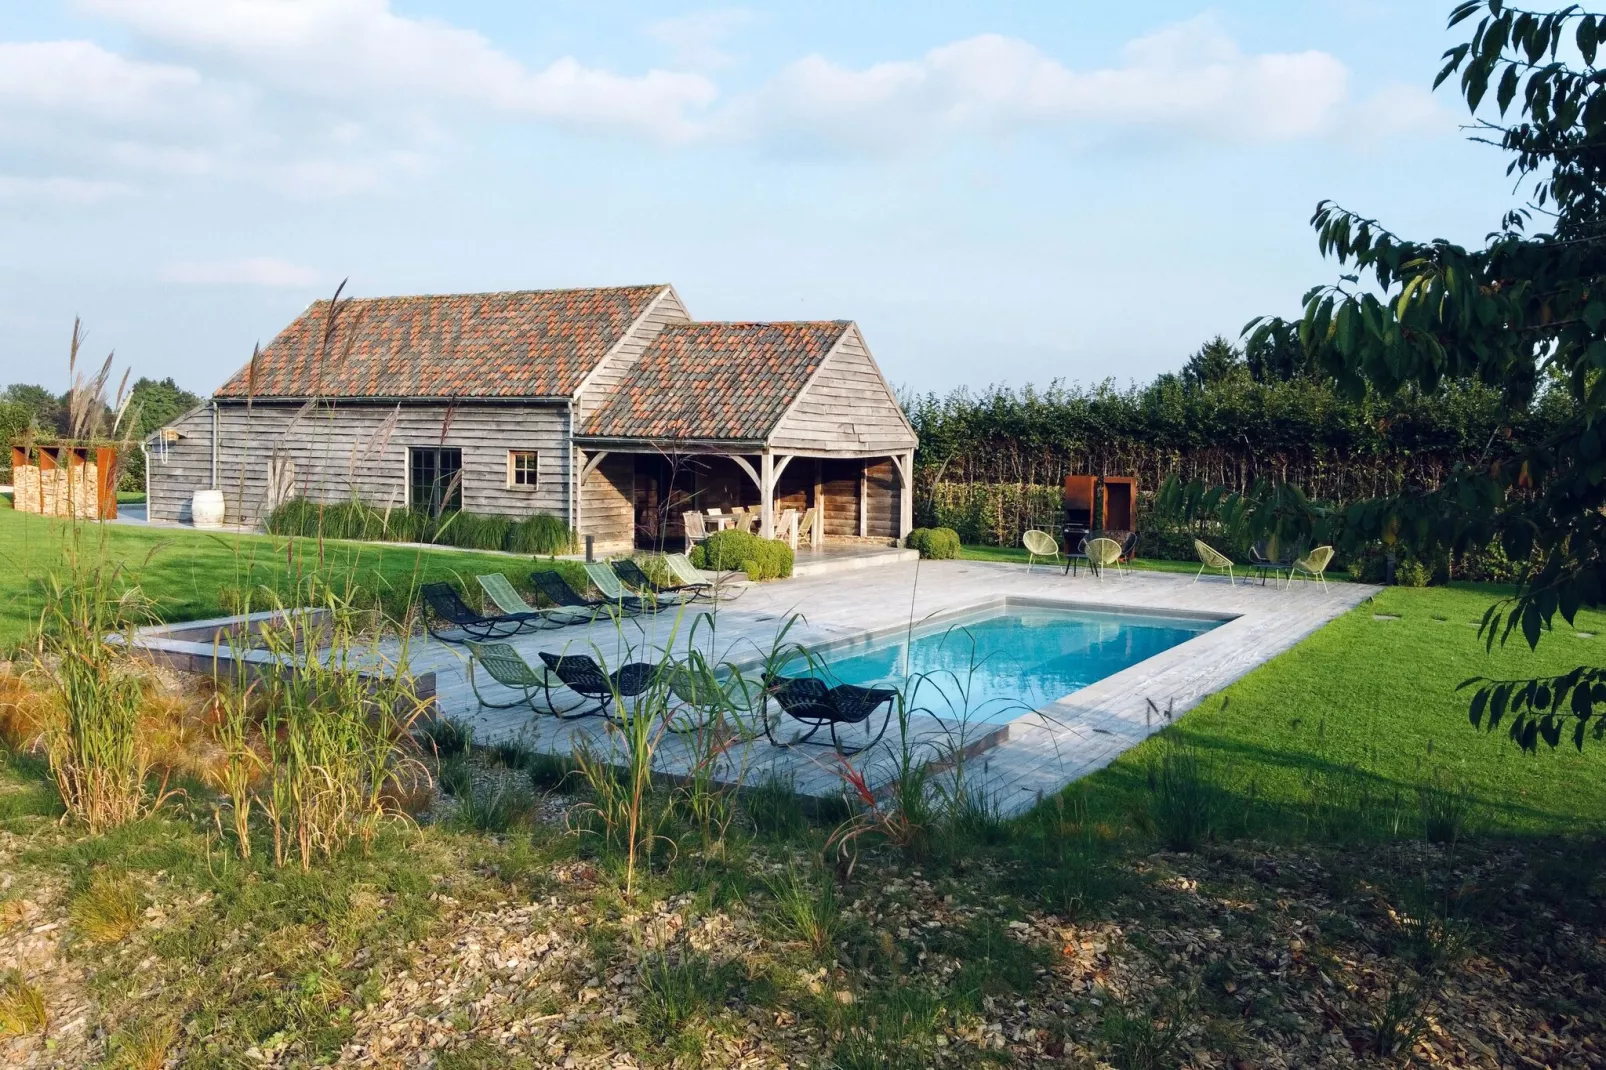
[706,512,738,531]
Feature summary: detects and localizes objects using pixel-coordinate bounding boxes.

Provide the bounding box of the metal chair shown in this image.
[537,651,660,720]
[1022,529,1061,571]
[475,573,580,628]
[464,641,591,716]
[420,582,544,643]
[1292,545,1335,589]
[1193,540,1236,586]
[761,672,897,756]
[1084,537,1125,581]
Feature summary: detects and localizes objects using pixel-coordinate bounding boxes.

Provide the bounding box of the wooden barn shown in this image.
[145,284,917,557]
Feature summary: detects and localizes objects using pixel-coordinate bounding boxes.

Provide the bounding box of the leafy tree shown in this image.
[1244,320,1321,383]
[1181,335,1249,389]
[1175,2,1605,752]
[119,377,201,491]
[1,383,64,435]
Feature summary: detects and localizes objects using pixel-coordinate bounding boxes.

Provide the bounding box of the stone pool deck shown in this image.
[400,561,1378,816]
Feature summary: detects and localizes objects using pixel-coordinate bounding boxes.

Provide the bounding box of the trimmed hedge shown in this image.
[905,527,961,560]
[689,529,794,580]
[265,498,577,555]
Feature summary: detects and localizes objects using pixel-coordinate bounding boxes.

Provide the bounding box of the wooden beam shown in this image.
[579,450,610,482]
[729,453,763,492]
[858,459,868,538]
[771,453,795,484]
[759,451,775,540]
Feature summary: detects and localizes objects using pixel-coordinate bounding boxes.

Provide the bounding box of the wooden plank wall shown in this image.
[864,458,900,539]
[146,406,215,523]
[581,453,635,556]
[769,325,917,455]
[147,402,570,525]
[575,288,691,423]
[820,458,861,537]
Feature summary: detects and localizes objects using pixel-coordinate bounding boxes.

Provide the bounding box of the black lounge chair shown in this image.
[531,569,641,621]
[1249,538,1303,587]
[610,559,702,605]
[761,672,897,756]
[464,641,593,717]
[537,651,660,719]
[420,582,545,643]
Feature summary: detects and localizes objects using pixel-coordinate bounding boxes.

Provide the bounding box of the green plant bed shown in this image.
[0,494,585,648]
[1075,583,1606,839]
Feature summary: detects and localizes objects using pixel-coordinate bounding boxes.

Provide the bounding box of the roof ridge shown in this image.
[298,284,668,306]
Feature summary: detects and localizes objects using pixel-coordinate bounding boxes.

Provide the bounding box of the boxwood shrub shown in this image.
[905,527,961,560]
[690,529,794,580]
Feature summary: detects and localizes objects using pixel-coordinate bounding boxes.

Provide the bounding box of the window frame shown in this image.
[407,446,463,516]
[506,449,540,489]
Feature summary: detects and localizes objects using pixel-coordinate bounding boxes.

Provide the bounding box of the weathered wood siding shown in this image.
[146,405,216,524]
[574,287,691,423]
[581,453,635,556]
[147,401,569,525]
[820,459,861,537]
[864,458,901,539]
[769,324,917,455]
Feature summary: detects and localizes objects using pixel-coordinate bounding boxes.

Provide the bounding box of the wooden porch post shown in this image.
[858,459,868,538]
[759,451,774,539]
[896,450,914,542]
[812,458,824,550]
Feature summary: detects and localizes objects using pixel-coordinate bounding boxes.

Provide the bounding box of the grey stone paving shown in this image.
[402,560,1377,816]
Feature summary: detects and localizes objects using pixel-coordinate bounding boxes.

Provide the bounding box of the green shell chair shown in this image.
[1292,545,1335,589]
[1084,536,1125,580]
[1193,540,1236,586]
[1022,529,1061,571]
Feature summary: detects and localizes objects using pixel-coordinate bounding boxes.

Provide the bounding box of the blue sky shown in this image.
[0,1,1516,395]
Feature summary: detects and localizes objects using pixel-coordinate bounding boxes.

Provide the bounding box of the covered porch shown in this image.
[572,439,915,558]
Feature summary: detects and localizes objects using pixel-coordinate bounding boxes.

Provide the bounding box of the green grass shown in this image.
[0,494,584,649]
[959,541,1351,579]
[1079,583,1606,837]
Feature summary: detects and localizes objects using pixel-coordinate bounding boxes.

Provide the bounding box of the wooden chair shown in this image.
[799,506,820,549]
[1022,529,1060,571]
[777,507,800,549]
[682,510,709,553]
[1193,540,1236,586]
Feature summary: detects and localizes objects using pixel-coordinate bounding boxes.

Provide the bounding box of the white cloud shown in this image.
[726,17,1351,151]
[644,8,754,72]
[81,0,718,139]
[162,257,325,286]
[0,40,209,123]
[0,175,134,203]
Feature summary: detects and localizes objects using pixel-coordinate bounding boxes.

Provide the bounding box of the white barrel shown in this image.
[191,489,225,529]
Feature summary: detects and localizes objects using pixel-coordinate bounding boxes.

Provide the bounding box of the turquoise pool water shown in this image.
[788,606,1223,724]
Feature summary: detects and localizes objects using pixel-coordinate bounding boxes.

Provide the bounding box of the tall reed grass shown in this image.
[28,532,171,832]
[214,579,429,869]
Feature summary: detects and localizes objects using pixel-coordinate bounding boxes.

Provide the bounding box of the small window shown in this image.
[409,446,462,517]
[508,450,539,488]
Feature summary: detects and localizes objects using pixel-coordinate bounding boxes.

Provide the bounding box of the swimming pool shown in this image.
[785,604,1224,724]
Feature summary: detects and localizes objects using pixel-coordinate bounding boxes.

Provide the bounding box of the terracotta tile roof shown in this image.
[213,285,667,399]
[581,321,849,441]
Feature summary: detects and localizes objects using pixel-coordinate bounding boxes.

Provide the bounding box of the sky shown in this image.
[0,1,1522,396]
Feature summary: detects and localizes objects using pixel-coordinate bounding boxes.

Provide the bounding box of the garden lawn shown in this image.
[0,493,582,650]
[959,541,1350,580]
[1080,582,1606,838]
